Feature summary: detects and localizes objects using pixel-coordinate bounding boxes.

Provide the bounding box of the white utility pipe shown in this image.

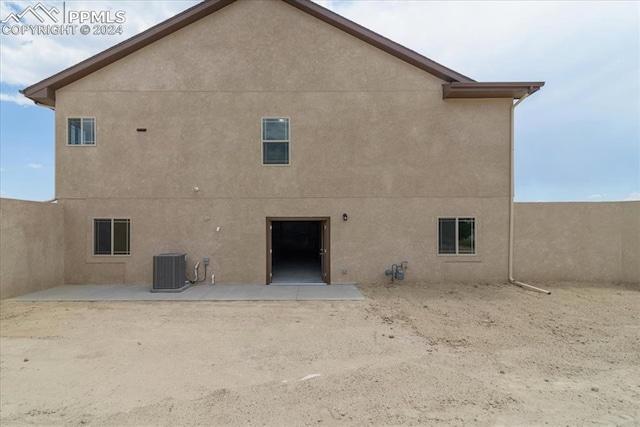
[508,90,551,295]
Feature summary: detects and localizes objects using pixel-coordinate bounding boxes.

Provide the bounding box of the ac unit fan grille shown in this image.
[153,253,186,290]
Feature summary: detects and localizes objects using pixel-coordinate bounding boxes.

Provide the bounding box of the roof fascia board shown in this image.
[442,82,545,99]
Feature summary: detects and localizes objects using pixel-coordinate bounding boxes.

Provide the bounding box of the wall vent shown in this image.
[152,253,189,292]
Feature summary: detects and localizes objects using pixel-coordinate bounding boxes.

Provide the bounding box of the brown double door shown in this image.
[266,217,330,285]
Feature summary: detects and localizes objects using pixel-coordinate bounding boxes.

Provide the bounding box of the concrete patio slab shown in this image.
[297,284,366,300]
[10,284,364,302]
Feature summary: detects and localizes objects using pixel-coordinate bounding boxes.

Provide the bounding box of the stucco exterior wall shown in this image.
[52,0,512,285]
[54,0,511,202]
[0,199,64,299]
[61,197,509,285]
[514,202,639,284]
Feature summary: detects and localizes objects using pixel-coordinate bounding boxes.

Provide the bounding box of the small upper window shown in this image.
[94,218,130,255]
[262,118,289,165]
[68,118,95,145]
[438,217,476,255]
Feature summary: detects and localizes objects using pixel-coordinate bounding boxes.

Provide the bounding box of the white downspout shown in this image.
[509,91,551,295]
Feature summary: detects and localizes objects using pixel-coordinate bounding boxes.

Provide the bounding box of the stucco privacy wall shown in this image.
[53,0,513,285]
[0,199,64,299]
[621,202,640,283]
[514,202,640,284]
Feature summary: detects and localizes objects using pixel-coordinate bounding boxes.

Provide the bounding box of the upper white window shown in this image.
[68,118,95,145]
[438,217,476,255]
[262,118,289,165]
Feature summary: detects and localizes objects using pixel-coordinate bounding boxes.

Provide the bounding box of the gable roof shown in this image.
[20,0,542,107]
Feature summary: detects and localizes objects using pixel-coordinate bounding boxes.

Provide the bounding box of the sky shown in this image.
[0,0,638,202]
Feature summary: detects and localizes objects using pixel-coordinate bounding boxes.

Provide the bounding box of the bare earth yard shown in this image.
[1,282,639,426]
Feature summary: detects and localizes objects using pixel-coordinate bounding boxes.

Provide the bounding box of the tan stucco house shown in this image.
[18,0,548,287]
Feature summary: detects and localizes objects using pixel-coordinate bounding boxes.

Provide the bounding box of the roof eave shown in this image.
[442,82,545,100]
[19,87,55,107]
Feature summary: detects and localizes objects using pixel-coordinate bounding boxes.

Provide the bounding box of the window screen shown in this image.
[438,218,456,254]
[68,119,82,145]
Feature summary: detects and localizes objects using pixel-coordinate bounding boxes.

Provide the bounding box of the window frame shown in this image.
[437,217,476,256]
[93,218,131,256]
[261,117,290,166]
[67,117,96,146]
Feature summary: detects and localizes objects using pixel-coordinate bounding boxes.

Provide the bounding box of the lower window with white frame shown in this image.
[438,217,476,255]
[94,218,130,255]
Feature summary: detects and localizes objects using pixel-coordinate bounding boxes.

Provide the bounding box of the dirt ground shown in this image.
[1,282,638,426]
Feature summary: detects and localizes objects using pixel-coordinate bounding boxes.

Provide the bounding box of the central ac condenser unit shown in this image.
[152,253,188,292]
